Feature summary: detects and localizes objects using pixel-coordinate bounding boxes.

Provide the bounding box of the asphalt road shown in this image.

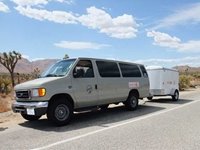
[1,89,200,150]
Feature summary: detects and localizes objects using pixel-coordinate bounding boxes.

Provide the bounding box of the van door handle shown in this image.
[95,84,97,90]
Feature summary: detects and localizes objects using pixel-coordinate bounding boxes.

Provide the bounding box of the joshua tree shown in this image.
[0,76,3,93]
[0,51,21,87]
[32,68,41,79]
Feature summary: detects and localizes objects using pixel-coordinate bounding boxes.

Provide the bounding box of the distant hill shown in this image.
[1,56,200,74]
[173,66,200,73]
[0,57,59,73]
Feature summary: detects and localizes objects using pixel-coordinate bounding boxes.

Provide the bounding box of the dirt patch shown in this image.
[0,93,24,129]
[0,93,13,113]
[0,111,24,129]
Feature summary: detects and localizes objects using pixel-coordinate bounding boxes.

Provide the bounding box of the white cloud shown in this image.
[54,41,110,50]
[147,30,200,52]
[0,2,9,13]
[55,0,74,4]
[180,41,200,52]
[12,0,49,6]
[22,54,55,62]
[31,58,46,61]
[15,6,77,24]
[147,30,181,49]
[12,0,73,6]
[154,3,200,29]
[78,6,138,39]
[14,5,137,39]
[135,56,200,67]
[22,54,30,60]
[22,54,49,62]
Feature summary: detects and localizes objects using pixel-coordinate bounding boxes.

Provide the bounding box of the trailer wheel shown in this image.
[47,98,73,126]
[172,90,179,101]
[125,93,138,111]
[21,114,41,121]
[147,96,153,100]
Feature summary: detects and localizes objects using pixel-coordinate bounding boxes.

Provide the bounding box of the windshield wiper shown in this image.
[45,74,64,77]
[45,74,58,77]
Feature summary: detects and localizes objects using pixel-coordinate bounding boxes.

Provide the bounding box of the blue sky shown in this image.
[1,0,200,67]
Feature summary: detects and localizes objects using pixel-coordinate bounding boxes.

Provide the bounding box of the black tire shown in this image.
[100,104,109,110]
[147,96,153,100]
[47,98,73,126]
[172,90,179,101]
[21,114,41,121]
[125,93,138,111]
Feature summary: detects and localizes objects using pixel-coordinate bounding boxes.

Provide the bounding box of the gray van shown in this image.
[12,57,149,125]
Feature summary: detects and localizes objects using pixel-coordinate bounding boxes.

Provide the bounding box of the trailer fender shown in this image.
[170,89,178,96]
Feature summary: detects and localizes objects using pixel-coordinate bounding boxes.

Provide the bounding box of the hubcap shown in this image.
[131,96,137,108]
[175,92,179,99]
[55,104,69,121]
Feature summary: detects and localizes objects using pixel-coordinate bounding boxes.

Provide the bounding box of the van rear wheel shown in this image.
[47,98,73,126]
[125,93,138,111]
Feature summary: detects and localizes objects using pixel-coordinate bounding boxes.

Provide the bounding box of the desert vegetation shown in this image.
[179,71,200,90]
[0,70,41,112]
[0,51,41,112]
[0,51,200,113]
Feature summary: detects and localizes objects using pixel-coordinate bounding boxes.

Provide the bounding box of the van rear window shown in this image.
[96,61,120,77]
[119,63,141,77]
[140,65,148,77]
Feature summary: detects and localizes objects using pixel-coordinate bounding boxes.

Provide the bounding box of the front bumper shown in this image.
[12,101,48,116]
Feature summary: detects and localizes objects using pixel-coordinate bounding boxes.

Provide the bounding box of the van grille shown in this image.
[16,91,30,99]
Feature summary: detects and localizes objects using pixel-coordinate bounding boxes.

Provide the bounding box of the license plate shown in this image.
[27,108,35,115]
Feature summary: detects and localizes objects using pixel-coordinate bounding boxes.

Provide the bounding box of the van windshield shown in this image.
[41,59,76,77]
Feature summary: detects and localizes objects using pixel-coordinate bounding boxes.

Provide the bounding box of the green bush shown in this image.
[191,73,200,79]
[0,75,11,94]
[3,77,11,94]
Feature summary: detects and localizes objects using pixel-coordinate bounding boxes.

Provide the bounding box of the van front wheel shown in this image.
[125,93,138,111]
[47,98,73,126]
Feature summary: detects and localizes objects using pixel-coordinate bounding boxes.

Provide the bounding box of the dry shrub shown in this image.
[179,75,191,90]
[0,94,12,113]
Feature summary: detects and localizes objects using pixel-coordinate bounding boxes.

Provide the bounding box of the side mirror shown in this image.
[73,69,84,78]
[73,71,78,78]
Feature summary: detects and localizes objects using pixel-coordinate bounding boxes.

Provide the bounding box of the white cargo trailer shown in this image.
[146,66,179,101]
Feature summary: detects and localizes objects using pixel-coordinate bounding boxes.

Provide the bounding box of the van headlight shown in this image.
[13,92,17,100]
[31,88,46,97]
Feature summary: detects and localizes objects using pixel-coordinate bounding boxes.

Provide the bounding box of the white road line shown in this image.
[32,99,200,150]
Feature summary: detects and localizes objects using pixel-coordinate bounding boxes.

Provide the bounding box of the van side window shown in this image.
[73,60,94,78]
[140,65,148,77]
[119,63,141,77]
[96,61,120,77]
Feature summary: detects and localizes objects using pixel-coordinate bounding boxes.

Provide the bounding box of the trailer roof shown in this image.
[146,66,178,72]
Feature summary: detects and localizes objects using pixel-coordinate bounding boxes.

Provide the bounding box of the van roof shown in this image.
[67,57,144,66]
